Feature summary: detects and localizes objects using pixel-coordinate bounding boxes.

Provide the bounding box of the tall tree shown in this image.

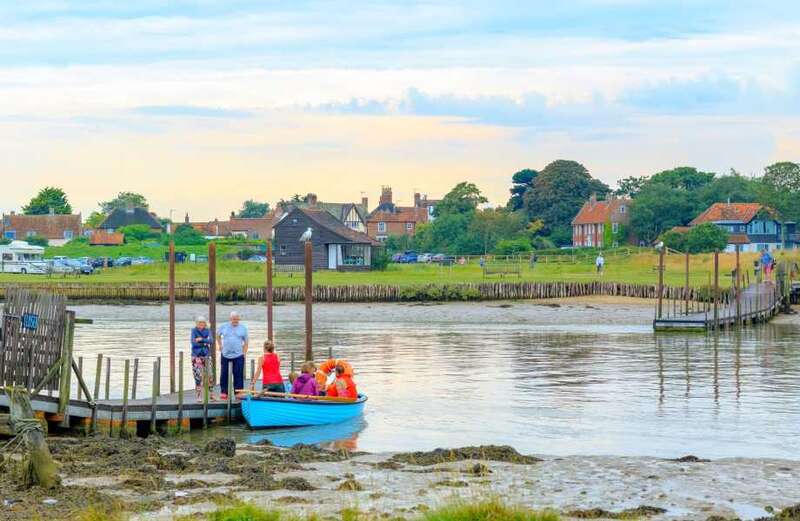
[84,211,106,228]
[698,170,758,207]
[237,200,270,218]
[614,176,647,198]
[523,160,610,244]
[629,182,698,243]
[434,182,487,216]
[22,187,72,215]
[649,166,715,191]
[758,161,800,222]
[507,169,537,210]
[763,161,800,192]
[100,192,149,213]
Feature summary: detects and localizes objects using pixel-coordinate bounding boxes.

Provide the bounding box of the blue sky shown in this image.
[0,1,799,219]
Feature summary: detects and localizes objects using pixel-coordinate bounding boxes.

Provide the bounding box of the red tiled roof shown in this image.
[668,226,691,234]
[690,203,769,225]
[2,213,81,240]
[367,206,429,224]
[728,233,751,244]
[90,230,124,245]
[571,198,630,225]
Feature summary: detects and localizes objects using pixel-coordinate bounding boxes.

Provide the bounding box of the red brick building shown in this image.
[1,211,82,246]
[186,210,281,240]
[571,195,632,248]
[366,187,439,241]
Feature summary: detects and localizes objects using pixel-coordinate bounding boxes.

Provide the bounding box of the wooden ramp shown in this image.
[654,282,781,331]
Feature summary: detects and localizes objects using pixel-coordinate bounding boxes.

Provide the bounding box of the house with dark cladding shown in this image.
[273,207,380,270]
[96,204,163,233]
[689,202,798,253]
[278,193,369,233]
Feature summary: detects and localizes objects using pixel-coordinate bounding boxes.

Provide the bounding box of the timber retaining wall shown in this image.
[0,282,731,303]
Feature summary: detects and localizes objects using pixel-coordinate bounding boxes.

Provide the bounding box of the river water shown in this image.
[68,300,800,459]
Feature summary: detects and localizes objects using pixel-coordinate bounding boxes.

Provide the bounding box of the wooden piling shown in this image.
[250,358,255,383]
[169,239,176,394]
[91,353,102,432]
[208,242,218,383]
[267,239,274,341]
[735,245,741,326]
[684,250,689,315]
[120,359,130,438]
[713,251,720,329]
[304,240,313,362]
[57,310,75,427]
[656,248,665,319]
[104,356,111,400]
[76,356,84,400]
[226,363,233,424]
[202,363,209,429]
[131,358,139,400]
[150,360,159,434]
[177,351,184,429]
[7,389,59,489]
[290,352,295,373]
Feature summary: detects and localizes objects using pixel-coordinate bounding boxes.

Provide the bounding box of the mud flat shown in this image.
[1,437,799,520]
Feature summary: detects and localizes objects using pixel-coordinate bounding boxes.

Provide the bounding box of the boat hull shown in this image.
[242,394,367,428]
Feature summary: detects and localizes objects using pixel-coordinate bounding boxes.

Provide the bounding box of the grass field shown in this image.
[3,250,795,289]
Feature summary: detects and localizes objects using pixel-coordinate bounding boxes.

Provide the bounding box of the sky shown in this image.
[1,1,799,220]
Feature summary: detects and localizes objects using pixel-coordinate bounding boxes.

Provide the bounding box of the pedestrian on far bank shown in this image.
[595,253,605,274]
[217,311,248,400]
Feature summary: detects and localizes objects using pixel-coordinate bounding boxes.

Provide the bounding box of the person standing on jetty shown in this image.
[217,311,249,400]
[190,316,215,401]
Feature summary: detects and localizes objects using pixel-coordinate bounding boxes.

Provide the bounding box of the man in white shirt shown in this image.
[216,311,249,399]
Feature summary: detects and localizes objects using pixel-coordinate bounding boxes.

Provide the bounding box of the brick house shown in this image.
[186,210,281,240]
[366,187,439,241]
[571,195,632,248]
[1,210,82,246]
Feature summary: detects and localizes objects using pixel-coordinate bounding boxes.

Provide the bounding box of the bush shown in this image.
[494,238,532,255]
[661,229,687,251]
[371,248,390,271]
[0,237,10,245]
[67,236,89,245]
[26,234,49,247]
[120,224,159,242]
[686,223,729,253]
[171,224,208,246]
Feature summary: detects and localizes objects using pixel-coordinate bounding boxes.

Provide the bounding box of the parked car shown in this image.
[248,255,267,263]
[131,256,154,265]
[91,257,113,268]
[418,253,433,263]
[391,253,404,263]
[431,253,446,263]
[116,256,133,267]
[67,259,94,274]
[399,250,418,263]
[49,259,77,274]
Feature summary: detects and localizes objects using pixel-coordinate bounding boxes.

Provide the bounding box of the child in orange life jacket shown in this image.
[315,358,353,394]
[251,340,284,393]
[326,363,358,399]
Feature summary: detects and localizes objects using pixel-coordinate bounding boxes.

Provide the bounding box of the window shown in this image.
[612,222,619,233]
[64,230,74,240]
[619,205,626,213]
[406,222,413,231]
[2,253,11,261]
[378,222,386,233]
[251,232,260,239]
[3,231,15,239]
[26,231,35,238]
[279,245,287,256]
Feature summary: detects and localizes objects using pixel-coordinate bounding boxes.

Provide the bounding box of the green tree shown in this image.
[763,161,800,192]
[172,224,207,245]
[685,223,729,253]
[119,224,159,242]
[26,234,49,247]
[629,182,697,243]
[507,168,537,210]
[85,211,106,229]
[649,166,716,191]
[523,160,610,245]
[434,182,487,216]
[660,229,688,251]
[22,187,72,215]
[100,192,149,214]
[237,200,270,218]
[469,208,526,254]
[698,170,758,208]
[614,176,647,198]
[494,237,533,255]
[758,162,800,222]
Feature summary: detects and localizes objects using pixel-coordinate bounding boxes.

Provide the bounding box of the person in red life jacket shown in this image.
[251,340,284,393]
[315,358,353,394]
[326,363,358,399]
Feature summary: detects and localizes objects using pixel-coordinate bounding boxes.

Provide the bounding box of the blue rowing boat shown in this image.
[242,393,367,428]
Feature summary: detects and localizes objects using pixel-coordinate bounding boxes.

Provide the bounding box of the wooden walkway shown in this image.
[654,282,781,331]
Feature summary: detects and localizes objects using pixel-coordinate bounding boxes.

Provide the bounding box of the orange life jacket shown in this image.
[315,359,353,388]
[326,374,357,399]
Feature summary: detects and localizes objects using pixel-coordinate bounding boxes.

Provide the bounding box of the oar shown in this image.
[242,389,357,403]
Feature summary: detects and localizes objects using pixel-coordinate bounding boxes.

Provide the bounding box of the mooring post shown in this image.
[150,360,159,434]
[328,345,332,360]
[684,250,690,315]
[304,239,313,362]
[177,351,184,430]
[121,359,130,438]
[76,356,84,400]
[91,353,102,433]
[156,356,161,396]
[131,358,139,400]
[267,238,274,341]
[656,247,665,319]
[169,239,176,394]
[250,358,255,384]
[226,363,233,424]
[713,251,720,330]
[104,357,111,401]
[202,364,209,429]
[290,352,295,373]
[735,245,741,327]
[208,242,218,383]
[57,310,76,427]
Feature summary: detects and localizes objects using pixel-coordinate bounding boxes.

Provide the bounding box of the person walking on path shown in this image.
[190,316,215,401]
[595,253,605,275]
[217,311,249,400]
[761,250,774,282]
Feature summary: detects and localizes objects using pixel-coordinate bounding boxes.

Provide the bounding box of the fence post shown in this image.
[120,359,130,438]
[177,351,184,431]
[150,360,159,434]
[169,240,176,394]
[104,357,111,401]
[57,310,76,426]
[91,353,102,433]
[131,358,139,400]
[713,251,720,330]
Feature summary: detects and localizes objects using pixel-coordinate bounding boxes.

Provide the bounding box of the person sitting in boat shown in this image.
[315,358,353,393]
[291,362,318,396]
[190,316,214,401]
[326,363,358,399]
[251,340,284,393]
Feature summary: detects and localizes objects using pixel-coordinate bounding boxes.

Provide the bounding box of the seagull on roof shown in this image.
[300,227,313,242]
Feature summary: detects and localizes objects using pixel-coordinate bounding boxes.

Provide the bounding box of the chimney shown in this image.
[414,192,421,208]
[184,213,190,224]
[307,193,318,206]
[125,202,135,214]
[589,193,597,206]
[361,196,369,210]
[230,211,236,219]
[380,186,393,206]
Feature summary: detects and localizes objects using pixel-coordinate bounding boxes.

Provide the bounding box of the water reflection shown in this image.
[67,302,800,458]
[246,418,366,450]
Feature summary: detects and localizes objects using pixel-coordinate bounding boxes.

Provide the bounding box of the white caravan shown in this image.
[0,240,47,274]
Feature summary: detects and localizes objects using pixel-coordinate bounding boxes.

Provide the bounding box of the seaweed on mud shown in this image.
[464,462,492,476]
[204,438,236,458]
[670,455,710,463]
[432,479,469,488]
[390,445,541,466]
[337,478,364,491]
[755,504,800,521]
[275,496,311,504]
[566,505,667,519]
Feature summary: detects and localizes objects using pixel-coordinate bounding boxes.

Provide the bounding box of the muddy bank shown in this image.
[2,437,799,520]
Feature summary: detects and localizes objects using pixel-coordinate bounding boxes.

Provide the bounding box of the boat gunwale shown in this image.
[246,394,367,406]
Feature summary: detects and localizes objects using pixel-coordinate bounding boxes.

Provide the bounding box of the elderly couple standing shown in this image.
[190,311,249,401]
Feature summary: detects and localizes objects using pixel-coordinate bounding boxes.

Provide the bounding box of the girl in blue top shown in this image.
[191,316,214,400]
